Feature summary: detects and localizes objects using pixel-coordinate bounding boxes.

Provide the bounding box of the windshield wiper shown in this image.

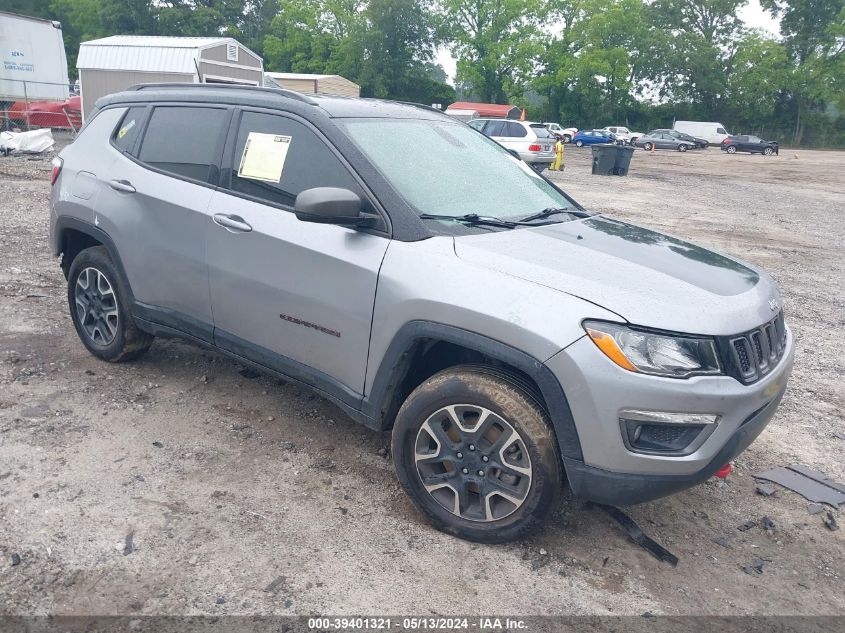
[420,213,521,229]
[519,207,591,223]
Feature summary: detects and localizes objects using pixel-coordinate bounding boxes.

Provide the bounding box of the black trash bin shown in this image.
[591,144,617,176]
[614,145,635,176]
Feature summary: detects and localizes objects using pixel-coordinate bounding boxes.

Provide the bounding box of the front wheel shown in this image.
[392,366,562,543]
[643,142,653,151]
[763,146,774,156]
[678,144,688,152]
[574,140,584,147]
[563,134,572,143]
[67,246,154,362]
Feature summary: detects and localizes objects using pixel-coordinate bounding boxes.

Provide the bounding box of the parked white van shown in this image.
[673,121,731,145]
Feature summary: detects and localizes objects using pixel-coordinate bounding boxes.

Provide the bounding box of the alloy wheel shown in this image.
[74,267,119,346]
[414,404,532,522]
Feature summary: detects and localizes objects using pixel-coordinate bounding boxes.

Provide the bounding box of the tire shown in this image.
[67,246,153,362]
[701,142,709,149]
[726,145,737,154]
[678,144,687,152]
[644,142,653,151]
[563,134,572,143]
[391,365,562,543]
[574,140,584,147]
[763,146,774,156]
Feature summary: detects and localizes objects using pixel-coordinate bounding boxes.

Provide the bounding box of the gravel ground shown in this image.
[0,141,843,617]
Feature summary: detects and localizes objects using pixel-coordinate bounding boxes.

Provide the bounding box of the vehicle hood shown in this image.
[453,216,781,335]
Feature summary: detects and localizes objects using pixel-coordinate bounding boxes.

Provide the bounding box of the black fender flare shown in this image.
[363,320,584,462]
[52,216,136,304]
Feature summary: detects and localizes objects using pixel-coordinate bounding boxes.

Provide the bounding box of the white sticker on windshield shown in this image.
[237,132,292,183]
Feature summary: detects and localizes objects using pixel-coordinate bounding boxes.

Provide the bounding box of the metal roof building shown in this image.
[446,102,521,119]
[264,72,360,98]
[77,35,263,118]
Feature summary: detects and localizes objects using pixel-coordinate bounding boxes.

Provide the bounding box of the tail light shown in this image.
[722,138,732,144]
[50,157,63,186]
[528,144,541,151]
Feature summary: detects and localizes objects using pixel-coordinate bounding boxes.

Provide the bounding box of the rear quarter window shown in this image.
[112,106,146,154]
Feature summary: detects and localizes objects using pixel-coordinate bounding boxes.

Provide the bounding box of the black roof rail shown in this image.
[391,100,450,116]
[125,82,317,105]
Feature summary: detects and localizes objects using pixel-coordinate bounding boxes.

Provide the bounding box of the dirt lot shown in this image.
[1,142,843,617]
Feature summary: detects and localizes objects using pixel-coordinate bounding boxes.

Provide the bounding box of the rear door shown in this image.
[205,108,389,397]
[97,104,231,339]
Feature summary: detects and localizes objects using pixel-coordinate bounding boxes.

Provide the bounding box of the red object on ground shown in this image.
[447,101,522,119]
[6,95,82,129]
[714,463,732,479]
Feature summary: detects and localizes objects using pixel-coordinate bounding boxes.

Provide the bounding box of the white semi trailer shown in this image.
[0,10,70,102]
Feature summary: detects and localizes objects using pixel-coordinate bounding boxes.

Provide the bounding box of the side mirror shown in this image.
[294,187,374,227]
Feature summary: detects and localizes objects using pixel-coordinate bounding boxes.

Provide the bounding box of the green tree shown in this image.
[357,0,434,98]
[535,0,658,126]
[439,0,545,103]
[650,0,749,113]
[761,0,845,142]
[725,34,793,134]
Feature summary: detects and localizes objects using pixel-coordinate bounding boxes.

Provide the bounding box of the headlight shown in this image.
[583,321,721,378]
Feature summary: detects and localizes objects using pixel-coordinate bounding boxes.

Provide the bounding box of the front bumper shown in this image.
[563,390,785,504]
[546,328,794,504]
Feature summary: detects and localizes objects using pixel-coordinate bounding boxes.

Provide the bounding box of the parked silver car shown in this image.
[468,118,556,170]
[50,85,793,542]
[634,131,697,151]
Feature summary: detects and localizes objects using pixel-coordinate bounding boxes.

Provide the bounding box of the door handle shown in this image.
[109,179,136,193]
[213,213,252,233]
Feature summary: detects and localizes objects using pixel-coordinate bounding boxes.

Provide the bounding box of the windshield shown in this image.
[340,118,576,222]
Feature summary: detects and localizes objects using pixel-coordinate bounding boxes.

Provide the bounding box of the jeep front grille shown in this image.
[722,311,786,384]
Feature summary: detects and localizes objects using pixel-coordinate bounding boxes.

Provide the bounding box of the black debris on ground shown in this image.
[807,503,825,515]
[123,529,134,556]
[741,557,771,575]
[152,441,163,448]
[756,484,777,497]
[738,520,757,531]
[761,516,776,532]
[238,368,261,380]
[822,511,839,531]
[263,575,288,594]
[10,553,21,566]
[711,536,732,549]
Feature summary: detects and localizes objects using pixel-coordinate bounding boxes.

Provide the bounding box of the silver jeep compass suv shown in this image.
[49,85,794,542]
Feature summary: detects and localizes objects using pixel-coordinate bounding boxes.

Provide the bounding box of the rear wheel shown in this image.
[392,366,562,543]
[726,145,737,154]
[574,140,584,147]
[67,246,153,362]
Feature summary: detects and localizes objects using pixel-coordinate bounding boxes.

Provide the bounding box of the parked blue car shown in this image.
[572,129,617,147]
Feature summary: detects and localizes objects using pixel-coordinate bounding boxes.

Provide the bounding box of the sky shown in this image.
[434,0,781,84]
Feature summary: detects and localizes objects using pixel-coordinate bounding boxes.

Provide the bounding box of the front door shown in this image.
[206,109,389,398]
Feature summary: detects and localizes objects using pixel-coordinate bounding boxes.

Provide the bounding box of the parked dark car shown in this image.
[650,129,708,148]
[634,132,696,152]
[721,135,779,155]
